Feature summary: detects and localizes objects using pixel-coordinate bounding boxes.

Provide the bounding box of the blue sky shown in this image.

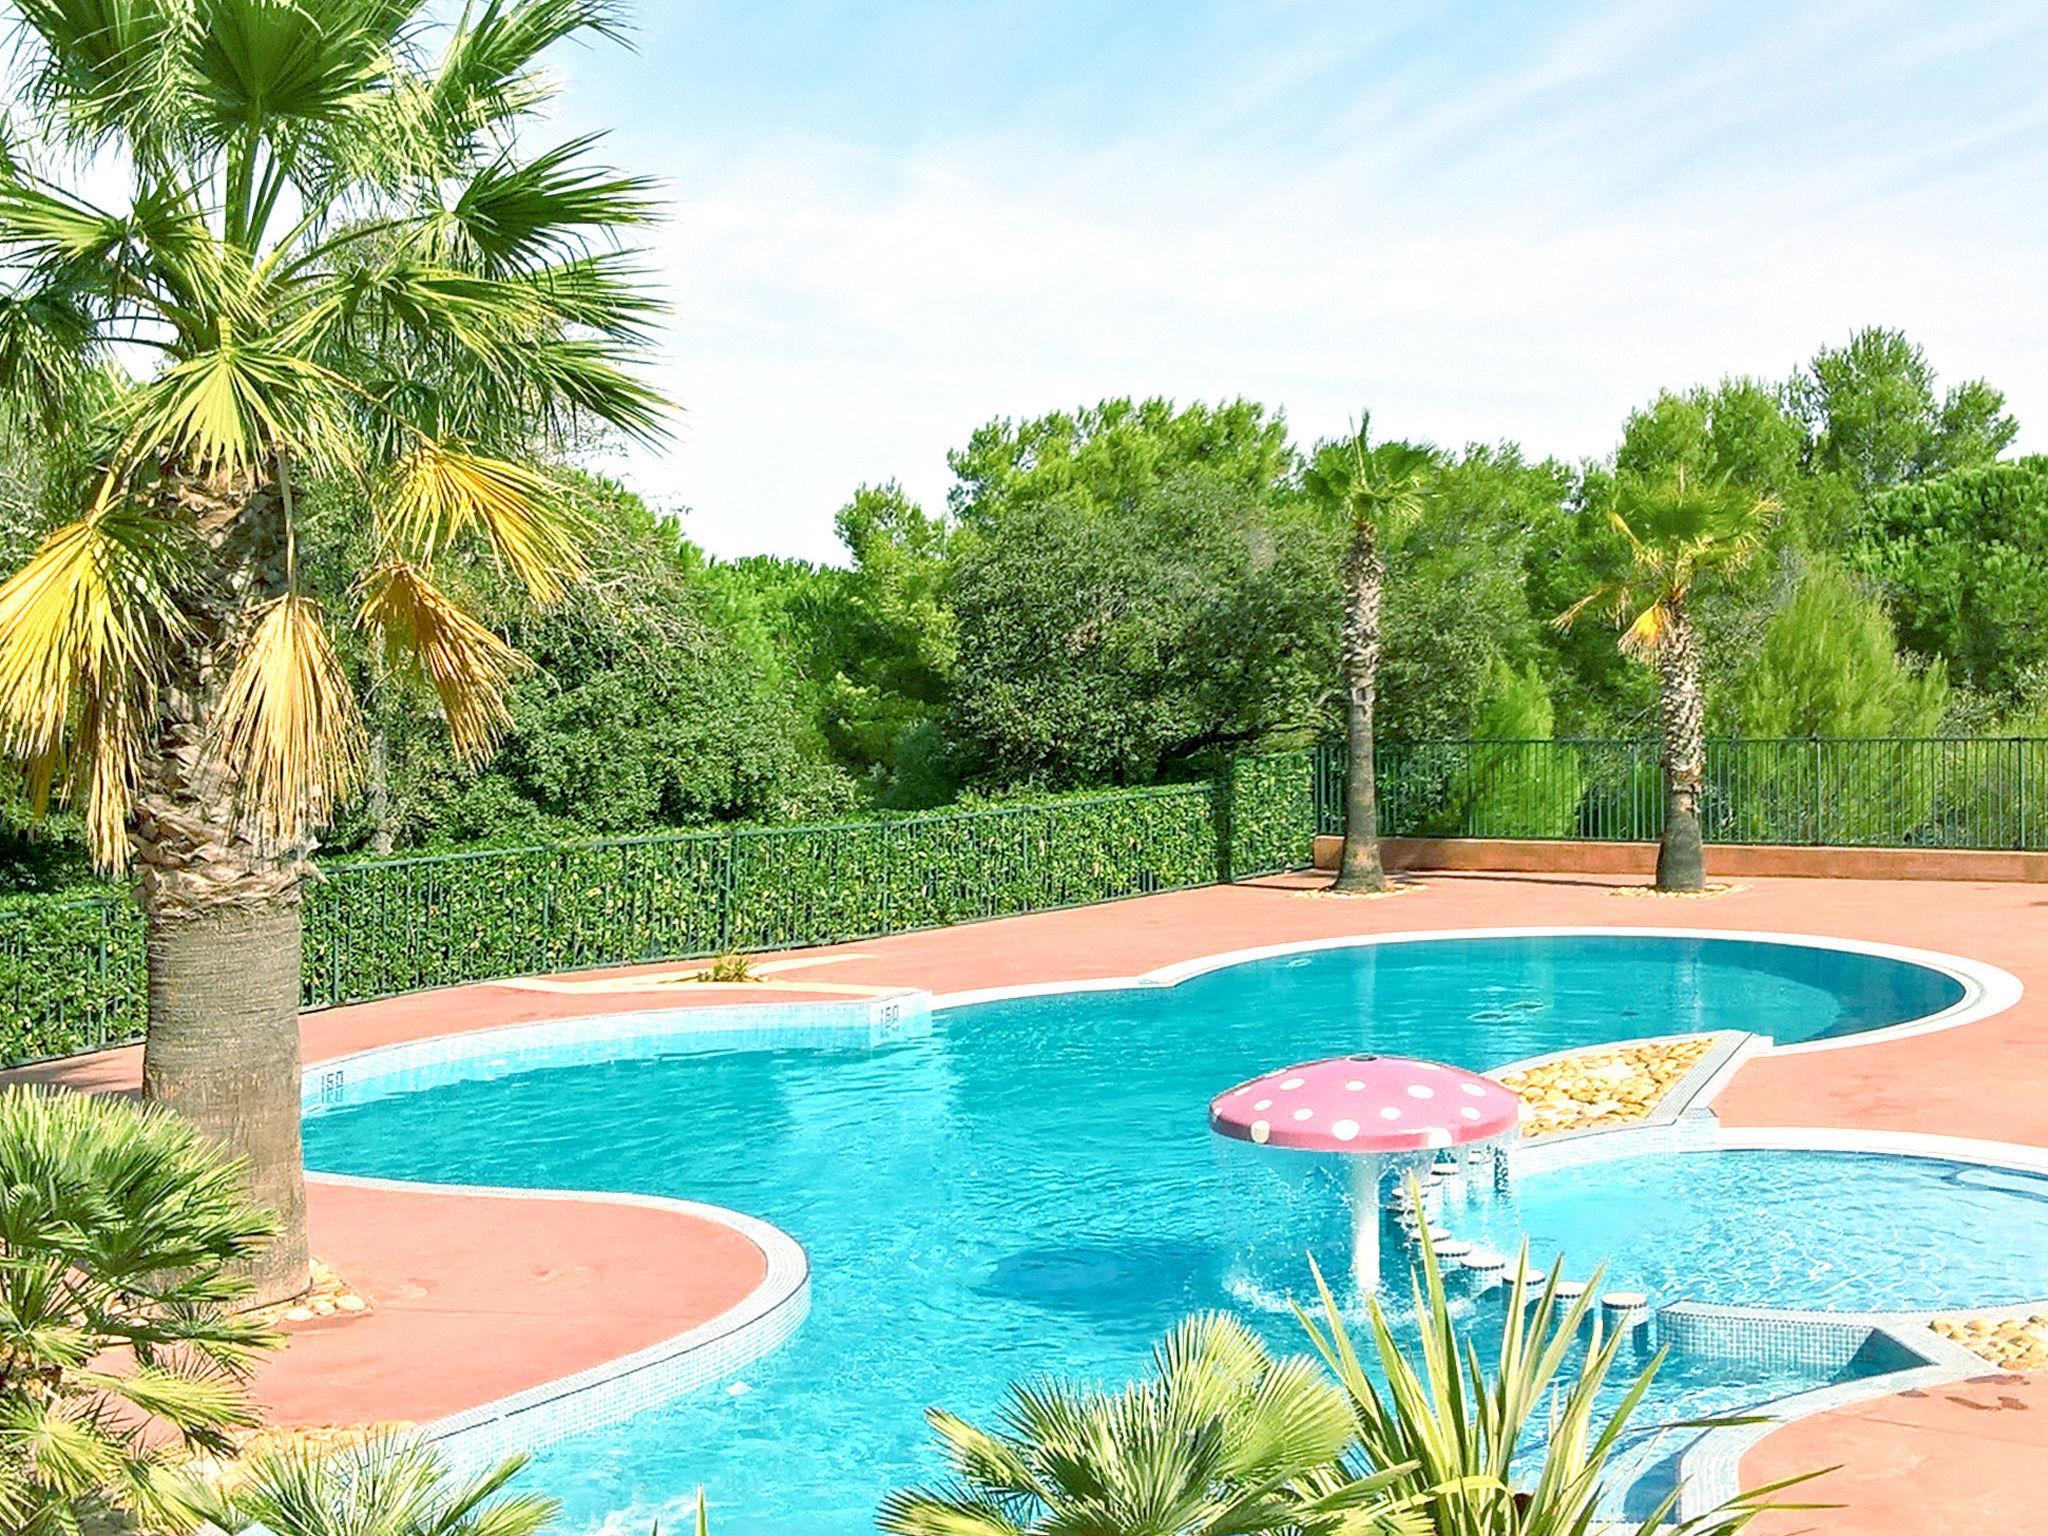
[548,1,2048,562]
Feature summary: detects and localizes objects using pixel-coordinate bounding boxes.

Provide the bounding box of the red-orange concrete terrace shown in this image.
[10,868,2046,1532]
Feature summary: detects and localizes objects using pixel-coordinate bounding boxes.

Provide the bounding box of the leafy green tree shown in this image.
[1720,561,1948,738]
[0,0,664,1298]
[813,484,959,804]
[204,1439,557,1536]
[1790,327,2016,494]
[948,397,1296,527]
[946,474,1326,789]
[331,477,851,848]
[1466,659,1585,838]
[1381,445,1578,739]
[1851,458,2048,701]
[0,1085,277,1536]
[879,1313,1379,1536]
[1308,427,1436,893]
[942,399,1321,792]
[1617,380,1806,495]
[1559,469,1777,890]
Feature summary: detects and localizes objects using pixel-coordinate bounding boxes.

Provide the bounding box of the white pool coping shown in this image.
[928,926,2022,1058]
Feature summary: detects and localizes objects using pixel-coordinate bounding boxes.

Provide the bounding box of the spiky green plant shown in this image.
[878,1311,1423,1536]
[0,1084,277,1536]
[202,1436,556,1536]
[1295,1227,1829,1535]
[0,0,666,1301]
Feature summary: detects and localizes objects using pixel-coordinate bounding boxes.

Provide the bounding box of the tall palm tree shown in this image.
[1312,426,1434,894]
[0,0,665,1300]
[878,1312,1413,1536]
[1558,467,1776,891]
[0,1085,277,1536]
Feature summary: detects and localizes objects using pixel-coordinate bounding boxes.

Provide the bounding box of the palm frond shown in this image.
[0,284,105,432]
[185,0,391,139]
[517,250,665,340]
[382,442,586,601]
[209,1437,557,1536]
[357,561,530,762]
[515,334,670,443]
[887,1307,1358,1536]
[437,134,660,273]
[425,0,628,161]
[7,0,186,153]
[1618,597,1672,660]
[0,504,195,867]
[123,335,352,479]
[0,1085,277,1534]
[207,594,367,848]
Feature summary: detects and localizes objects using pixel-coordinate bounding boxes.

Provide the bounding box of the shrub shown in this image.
[0,1086,277,1535]
[202,1438,555,1536]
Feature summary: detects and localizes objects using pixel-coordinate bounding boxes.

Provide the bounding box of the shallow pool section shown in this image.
[1457,1148,2048,1312]
[301,933,1980,1535]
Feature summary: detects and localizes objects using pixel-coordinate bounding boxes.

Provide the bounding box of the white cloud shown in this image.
[575,1,2048,562]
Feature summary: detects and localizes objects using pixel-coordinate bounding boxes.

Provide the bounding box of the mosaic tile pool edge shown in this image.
[300,990,934,1113]
[308,1173,814,1471]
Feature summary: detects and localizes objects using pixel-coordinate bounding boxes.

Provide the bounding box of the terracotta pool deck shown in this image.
[13,867,2047,1530]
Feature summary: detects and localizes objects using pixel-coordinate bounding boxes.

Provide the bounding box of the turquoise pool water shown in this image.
[1457,1148,2048,1312]
[302,934,1988,1534]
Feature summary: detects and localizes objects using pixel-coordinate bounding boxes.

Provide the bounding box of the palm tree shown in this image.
[1312,426,1435,894]
[0,1085,277,1536]
[203,1437,557,1536]
[0,0,664,1300]
[1557,467,1776,892]
[878,1312,1414,1536]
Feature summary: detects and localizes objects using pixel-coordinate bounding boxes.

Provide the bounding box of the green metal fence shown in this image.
[0,755,1324,1065]
[1316,738,2048,849]
[20,736,2043,1069]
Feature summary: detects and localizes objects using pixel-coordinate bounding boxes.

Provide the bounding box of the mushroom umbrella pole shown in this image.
[1208,1054,1524,1292]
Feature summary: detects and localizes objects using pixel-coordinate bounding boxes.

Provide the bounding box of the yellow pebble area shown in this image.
[1933,1314,2048,1371]
[248,1257,372,1328]
[1496,1037,1716,1137]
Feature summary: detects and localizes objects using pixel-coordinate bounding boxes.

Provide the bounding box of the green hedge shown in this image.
[0,897,143,1062]
[1,763,1316,1065]
[1225,750,1316,877]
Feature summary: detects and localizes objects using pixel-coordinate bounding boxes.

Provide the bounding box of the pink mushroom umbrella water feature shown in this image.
[1209,1054,1523,1292]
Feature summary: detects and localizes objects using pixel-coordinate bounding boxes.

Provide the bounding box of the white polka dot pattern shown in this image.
[1208,1053,1521,1153]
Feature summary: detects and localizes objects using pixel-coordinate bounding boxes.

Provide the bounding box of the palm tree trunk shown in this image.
[135,468,311,1306]
[367,724,393,855]
[1334,518,1386,893]
[140,899,308,1300]
[1655,599,1707,891]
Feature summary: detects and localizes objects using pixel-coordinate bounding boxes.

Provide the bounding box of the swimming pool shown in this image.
[302,932,2001,1534]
